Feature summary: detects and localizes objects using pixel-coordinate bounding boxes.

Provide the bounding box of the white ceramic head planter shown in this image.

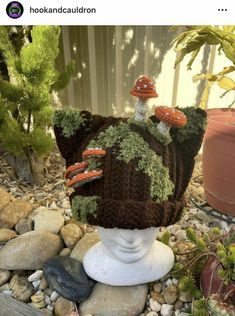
[83,226,174,286]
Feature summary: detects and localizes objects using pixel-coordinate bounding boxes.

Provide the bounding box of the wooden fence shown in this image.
[56,26,235,116]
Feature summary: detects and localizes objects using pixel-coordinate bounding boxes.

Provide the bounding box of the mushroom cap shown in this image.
[155,106,187,128]
[130,75,158,99]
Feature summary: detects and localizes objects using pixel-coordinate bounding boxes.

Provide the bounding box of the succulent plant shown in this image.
[208,294,235,316]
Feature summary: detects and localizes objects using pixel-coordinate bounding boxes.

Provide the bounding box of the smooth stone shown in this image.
[150,292,165,304]
[146,312,159,316]
[0,282,10,291]
[28,270,43,282]
[54,297,75,316]
[162,285,178,304]
[10,274,34,302]
[160,304,173,316]
[196,210,214,223]
[149,298,161,312]
[175,230,187,241]
[153,283,162,293]
[0,200,33,228]
[34,210,64,234]
[60,224,83,249]
[0,228,17,242]
[0,269,11,286]
[59,248,71,256]
[0,188,11,210]
[174,300,183,310]
[70,232,100,262]
[15,217,33,234]
[0,230,63,270]
[43,256,93,302]
[31,292,45,303]
[79,282,148,316]
[50,290,60,302]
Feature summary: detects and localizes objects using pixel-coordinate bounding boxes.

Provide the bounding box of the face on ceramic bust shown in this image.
[97,226,158,264]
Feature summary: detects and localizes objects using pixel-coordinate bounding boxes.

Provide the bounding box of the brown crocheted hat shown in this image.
[54,80,207,230]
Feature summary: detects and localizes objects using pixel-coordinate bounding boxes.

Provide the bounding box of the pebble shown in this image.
[54,297,75,316]
[164,279,173,287]
[70,232,100,262]
[153,282,162,293]
[10,274,34,302]
[60,224,83,249]
[79,282,148,316]
[43,256,93,302]
[150,292,165,304]
[146,312,159,316]
[45,295,51,305]
[174,300,183,310]
[32,280,41,290]
[160,304,173,316]
[149,298,161,312]
[162,285,178,304]
[0,269,11,286]
[51,290,60,302]
[2,289,12,296]
[0,228,17,242]
[50,201,59,209]
[0,230,63,270]
[34,210,64,234]
[0,200,33,228]
[175,230,187,241]
[28,270,43,282]
[31,292,45,303]
[172,278,178,285]
[15,217,33,234]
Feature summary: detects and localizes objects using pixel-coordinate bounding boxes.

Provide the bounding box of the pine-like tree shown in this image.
[0,26,74,184]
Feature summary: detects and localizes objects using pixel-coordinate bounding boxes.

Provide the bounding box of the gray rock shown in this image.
[0,228,17,242]
[43,256,93,302]
[15,217,33,234]
[0,200,33,228]
[79,282,148,316]
[146,312,159,316]
[0,230,63,270]
[196,210,214,223]
[60,224,83,249]
[54,297,75,316]
[0,188,11,210]
[34,210,64,234]
[59,248,71,256]
[10,274,34,302]
[0,269,11,286]
[70,232,100,262]
[153,282,162,293]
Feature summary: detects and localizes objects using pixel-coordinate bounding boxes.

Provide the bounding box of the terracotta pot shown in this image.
[203,108,235,216]
[200,255,235,303]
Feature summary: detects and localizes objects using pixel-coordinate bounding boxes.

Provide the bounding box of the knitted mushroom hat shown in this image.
[54,78,207,230]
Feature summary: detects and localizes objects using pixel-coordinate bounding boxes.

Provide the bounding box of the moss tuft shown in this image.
[71,195,98,222]
[88,122,174,202]
[53,107,86,138]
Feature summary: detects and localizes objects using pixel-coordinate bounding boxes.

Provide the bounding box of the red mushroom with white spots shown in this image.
[154,106,187,133]
[130,75,158,121]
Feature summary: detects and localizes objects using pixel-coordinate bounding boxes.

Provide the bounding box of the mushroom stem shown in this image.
[157,121,171,134]
[135,98,148,121]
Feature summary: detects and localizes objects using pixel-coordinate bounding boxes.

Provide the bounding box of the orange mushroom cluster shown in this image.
[130,75,158,99]
[82,148,106,158]
[67,170,103,188]
[65,148,106,188]
[155,106,187,128]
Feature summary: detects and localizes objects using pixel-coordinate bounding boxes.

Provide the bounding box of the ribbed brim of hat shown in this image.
[83,197,184,230]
